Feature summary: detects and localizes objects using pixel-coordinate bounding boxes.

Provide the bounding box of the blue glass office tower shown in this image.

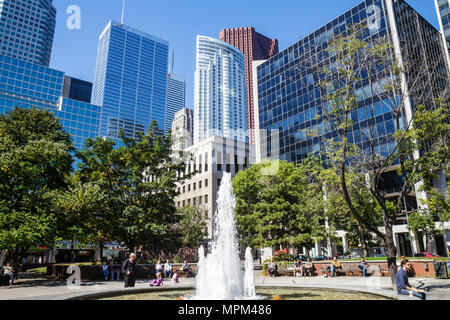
[255,0,450,258]
[256,0,449,164]
[0,55,101,151]
[0,0,56,67]
[92,20,169,141]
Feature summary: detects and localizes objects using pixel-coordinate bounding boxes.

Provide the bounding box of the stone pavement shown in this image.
[0,272,449,300]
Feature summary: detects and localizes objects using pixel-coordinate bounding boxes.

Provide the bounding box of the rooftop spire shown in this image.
[121,0,126,24]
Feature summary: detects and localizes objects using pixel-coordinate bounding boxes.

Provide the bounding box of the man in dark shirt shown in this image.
[396,260,426,300]
[122,253,137,288]
[294,259,304,277]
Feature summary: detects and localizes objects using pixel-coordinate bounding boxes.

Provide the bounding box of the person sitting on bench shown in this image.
[304,258,314,276]
[294,259,304,277]
[330,257,341,277]
[358,258,369,277]
[268,257,278,277]
[181,261,192,278]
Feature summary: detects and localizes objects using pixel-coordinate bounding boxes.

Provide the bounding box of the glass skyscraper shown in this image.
[0,0,56,67]
[256,0,449,165]
[92,20,169,141]
[0,54,101,151]
[165,72,186,134]
[194,36,248,144]
[436,0,450,60]
[254,0,450,258]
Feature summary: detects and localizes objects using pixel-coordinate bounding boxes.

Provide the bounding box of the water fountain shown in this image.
[193,172,257,300]
[80,173,392,301]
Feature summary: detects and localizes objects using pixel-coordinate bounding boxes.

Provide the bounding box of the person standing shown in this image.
[164,259,173,279]
[155,260,163,275]
[2,262,14,286]
[111,260,121,281]
[396,260,426,300]
[102,262,109,281]
[122,253,137,288]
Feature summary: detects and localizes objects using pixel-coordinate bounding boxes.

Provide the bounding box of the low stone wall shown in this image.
[264,260,441,278]
[46,263,198,281]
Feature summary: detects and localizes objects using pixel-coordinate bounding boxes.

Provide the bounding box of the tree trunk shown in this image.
[11,248,27,281]
[0,250,7,267]
[356,222,369,258]
[383,214,398,287]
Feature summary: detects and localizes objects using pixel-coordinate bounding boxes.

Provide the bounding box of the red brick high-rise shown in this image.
[219,27,279,144]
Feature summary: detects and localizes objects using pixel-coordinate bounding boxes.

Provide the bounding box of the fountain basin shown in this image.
[70,285,393,300]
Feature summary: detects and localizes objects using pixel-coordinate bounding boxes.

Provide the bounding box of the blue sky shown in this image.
[50,0,440,108]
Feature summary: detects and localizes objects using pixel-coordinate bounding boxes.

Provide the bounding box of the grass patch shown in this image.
[27,267,47,274]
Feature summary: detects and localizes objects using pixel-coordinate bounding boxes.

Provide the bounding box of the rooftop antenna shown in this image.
[170,51,175,74]
[121,0,126,24]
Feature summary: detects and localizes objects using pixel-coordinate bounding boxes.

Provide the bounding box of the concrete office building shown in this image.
[171,107,194,151]
[174,136,255,238]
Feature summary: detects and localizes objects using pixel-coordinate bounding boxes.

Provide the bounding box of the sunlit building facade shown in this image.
[254,0,450,257]
[194,36,248,144]
[92,20,169,141]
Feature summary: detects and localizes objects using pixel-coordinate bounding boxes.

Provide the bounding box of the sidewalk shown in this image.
[0,272,448,300]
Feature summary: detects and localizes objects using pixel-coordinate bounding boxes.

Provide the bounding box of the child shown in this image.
[172,270,179,285]
[102,262,109,281]
[150,272,163,287]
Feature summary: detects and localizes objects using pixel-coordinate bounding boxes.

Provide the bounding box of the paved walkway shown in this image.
[1,273,449,300]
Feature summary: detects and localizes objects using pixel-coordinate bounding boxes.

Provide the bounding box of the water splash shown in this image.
[193,172,256,300]
[244,247,256,298]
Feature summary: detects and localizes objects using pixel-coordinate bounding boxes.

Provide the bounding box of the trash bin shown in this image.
[433,261,449,279]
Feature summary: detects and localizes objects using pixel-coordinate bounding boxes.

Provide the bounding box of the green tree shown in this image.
[233,160,326,253]
[318,163,383,257]
[76,122,191,253]
[305,21,449,286]
[407,103,450,243]
[171,206,207,248]
[49,180,109,260]
[0,107,74,277]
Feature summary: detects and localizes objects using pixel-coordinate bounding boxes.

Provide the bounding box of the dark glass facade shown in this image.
[62,76,93,104]
[256,0,449,164]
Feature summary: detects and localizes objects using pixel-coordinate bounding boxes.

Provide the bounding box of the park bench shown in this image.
[266,263,318,277]
[320,264,387,277]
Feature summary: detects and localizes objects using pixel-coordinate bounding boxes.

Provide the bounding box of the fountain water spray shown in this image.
[194,172,256,300]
